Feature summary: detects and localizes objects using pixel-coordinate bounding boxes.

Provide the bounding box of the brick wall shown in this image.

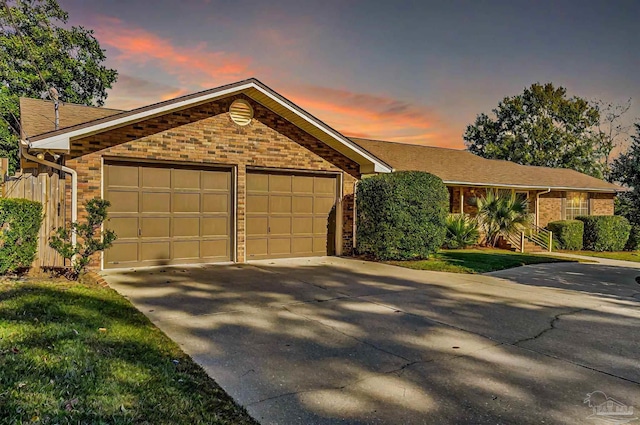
[537,191,564,227]
[590,192,615,216]
[65,95,361,266]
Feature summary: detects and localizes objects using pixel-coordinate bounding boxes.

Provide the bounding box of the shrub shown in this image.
[576,215,631,252]
[626,224,640,251]
[444,214,479,249]
[548,220,584,251]
[356,171,448,260]
[475,189,532,247]
[0,198,43,274]
[50,198,117,279]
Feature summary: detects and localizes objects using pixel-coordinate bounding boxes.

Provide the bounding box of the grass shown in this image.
[388,248,576,274]
[562,250,640,263]
[0,279,257,425]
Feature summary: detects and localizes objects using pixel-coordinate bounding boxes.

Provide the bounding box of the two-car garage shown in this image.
[104,161,339,269]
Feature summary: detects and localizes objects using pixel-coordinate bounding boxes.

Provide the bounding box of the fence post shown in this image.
[548,230,553,252]
[520,231,525,253]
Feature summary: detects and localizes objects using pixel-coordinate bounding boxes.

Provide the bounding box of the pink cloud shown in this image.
[93,16,253,87]
[96,18,463,148]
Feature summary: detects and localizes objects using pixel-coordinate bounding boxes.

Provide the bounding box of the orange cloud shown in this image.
[96,18,463,148]
[93,16,253,88]
[283,85,462,147]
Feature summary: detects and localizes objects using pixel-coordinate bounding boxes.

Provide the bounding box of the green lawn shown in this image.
[388,249,576,274]
[562,250,640,263]
[0,279,257,425]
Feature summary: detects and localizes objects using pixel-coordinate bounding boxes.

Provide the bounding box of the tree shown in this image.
[475,189,532,247]
[611,123,640,226]
[49,198,116,279]
[0,0,118,173]
[464,83,610,179]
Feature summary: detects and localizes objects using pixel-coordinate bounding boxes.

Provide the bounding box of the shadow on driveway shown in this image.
[103,257,640,425]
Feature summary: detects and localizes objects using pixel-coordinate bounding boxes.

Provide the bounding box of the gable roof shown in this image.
[23,78,392,174]
[351,138,624,192]
[20,97,123,140]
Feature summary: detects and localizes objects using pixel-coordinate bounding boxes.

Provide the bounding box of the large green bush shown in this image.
[548,220,584,251]
[356,171,448,260]
[576,215,631,252]
[626,224,640,251]
[0,198,43,274]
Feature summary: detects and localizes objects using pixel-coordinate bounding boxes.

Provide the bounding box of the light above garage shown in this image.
[229,99,254,126]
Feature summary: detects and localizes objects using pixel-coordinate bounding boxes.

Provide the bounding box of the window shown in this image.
[565,192,589,220]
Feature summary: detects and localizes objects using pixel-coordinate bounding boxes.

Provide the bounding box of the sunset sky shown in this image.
[61,0,639,149]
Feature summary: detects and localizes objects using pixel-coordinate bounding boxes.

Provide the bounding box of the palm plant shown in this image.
[475,189,532,247]
[444,214,480,249]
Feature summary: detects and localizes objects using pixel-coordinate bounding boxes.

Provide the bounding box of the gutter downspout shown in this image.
[535,188,551,227]
[20,141,78,252]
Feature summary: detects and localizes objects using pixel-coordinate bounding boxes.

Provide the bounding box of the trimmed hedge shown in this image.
[356,171,448,260]
[576,215,631,252]
[626,224,640,251]
[0,198,43,274]
[548,220,584,251]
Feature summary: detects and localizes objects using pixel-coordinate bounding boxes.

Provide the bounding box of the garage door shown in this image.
[246,171,337,259]
[104,162,232,269]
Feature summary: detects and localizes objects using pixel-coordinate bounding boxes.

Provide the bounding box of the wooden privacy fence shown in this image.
[2,171,68,268]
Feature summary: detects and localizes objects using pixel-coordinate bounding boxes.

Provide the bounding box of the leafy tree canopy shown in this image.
[464,83,610,179]
[0,0,118,173]
[611,123,640,225]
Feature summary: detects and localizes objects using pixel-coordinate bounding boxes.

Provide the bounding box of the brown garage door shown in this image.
[104,162,232,269]
[246,170,337,260]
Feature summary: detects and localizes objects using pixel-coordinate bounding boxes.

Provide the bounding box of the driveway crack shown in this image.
[513,307,589,345]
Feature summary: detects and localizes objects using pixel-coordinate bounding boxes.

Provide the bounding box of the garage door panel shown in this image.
[142,217,170,238]
[142,167,171,189]
[203,171,230,190]
[202,217,229,237]
[142,192,171,213]
[105,163,232,268]
[108,217,138,239]
[269,238,291,255]
[247,238,268,257]
[109,191,139,213]
[173,240,200,260]
[292,176,314,193]
[202,239,229,259]
[108,165,139,188]
[293,196,313,213]
[173,217,200,237]
[247,195,268,213]
[314,197,335,214]
[246,216,268,236]
[314,177,336,194]
[247,173,269,192]
[141,241,170,261]
[270,195,292,213]
[174,169,201,190]
[292,217,313,235]
[292,237,313,254]
[174,193,200,213]
[313,237,326,253]
[107,242,138,264]
[269,175,292,192]
[203,193,229,213]
[313,217,329,234]
[270,217,292,235]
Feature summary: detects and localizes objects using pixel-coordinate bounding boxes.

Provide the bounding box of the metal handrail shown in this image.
[524,224,553,252]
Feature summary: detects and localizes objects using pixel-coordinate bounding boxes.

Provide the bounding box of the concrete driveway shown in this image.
[102,257,640,424]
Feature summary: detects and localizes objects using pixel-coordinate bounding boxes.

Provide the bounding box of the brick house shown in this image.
[353,139,623,228]
[18,79,623,270]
